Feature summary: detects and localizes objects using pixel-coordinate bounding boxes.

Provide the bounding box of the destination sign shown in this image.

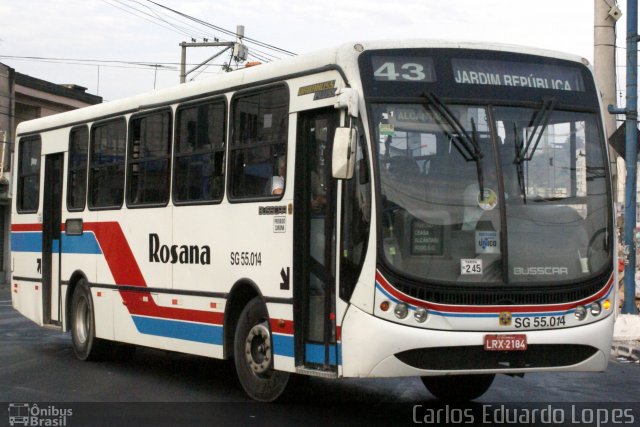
[411,219,443,256]
[452,58,585,92]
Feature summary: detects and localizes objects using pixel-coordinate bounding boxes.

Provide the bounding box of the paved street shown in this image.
[1,284,639,426]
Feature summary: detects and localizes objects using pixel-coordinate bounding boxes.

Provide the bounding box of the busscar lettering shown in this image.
[259,205,287,215]
[297,80,336,96]
[513,266,568,275]
[149,233,211,265]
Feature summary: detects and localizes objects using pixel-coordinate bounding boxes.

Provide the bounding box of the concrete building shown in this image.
[0,63,102,284]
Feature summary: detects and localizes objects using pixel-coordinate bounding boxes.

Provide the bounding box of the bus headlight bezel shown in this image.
[574,305,587,321]
[414,307,428,323]
[394,303,409,319]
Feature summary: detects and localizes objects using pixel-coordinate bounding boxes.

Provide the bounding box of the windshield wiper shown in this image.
[517,97,557,163]
[513,123,527,203]
[511,97,557,204]
[422,92,484,199]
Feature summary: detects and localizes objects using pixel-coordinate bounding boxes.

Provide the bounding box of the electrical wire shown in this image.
[102,0,285,63]
[100,0,193,38]
[144,0,296,56]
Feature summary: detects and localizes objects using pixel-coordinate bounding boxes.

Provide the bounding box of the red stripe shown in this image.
[84,222,146,287]
[270,319,294,335]
[11,223,43,232]
[122,291,224,325]
[376,270,613,314]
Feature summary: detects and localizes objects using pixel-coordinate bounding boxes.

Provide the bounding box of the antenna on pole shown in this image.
[179,24,249,83]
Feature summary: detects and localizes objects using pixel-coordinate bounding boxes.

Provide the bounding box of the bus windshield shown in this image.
[373,102,610,285]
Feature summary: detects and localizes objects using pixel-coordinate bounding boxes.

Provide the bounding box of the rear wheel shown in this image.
[234,296,290,401]
[70,279,106,361]
[421,374,495,402]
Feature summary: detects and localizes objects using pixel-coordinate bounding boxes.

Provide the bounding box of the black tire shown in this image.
[70,279,106,361]
[421,374,495,402]
[234,296,290,402]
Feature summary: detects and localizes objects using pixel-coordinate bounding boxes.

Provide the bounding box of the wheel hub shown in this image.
[74,297,89,344]
[245,321,272,374]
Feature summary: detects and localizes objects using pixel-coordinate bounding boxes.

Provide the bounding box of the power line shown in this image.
[144,0,296,57]
[101,0,284,63]
[0,54,224,69]
[100,0,193,38]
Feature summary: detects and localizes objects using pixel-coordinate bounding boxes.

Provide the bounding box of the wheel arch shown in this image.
[223,278,266,360]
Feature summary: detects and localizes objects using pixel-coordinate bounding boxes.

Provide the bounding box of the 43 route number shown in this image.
[374,62,427,81]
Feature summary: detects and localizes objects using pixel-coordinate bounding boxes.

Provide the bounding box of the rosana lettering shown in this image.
[149,233,211,265]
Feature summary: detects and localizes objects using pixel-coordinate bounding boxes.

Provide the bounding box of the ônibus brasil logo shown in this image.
[7,403,72,426]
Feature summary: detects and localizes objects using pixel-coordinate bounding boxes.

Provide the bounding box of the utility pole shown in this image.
[610,0,639,315]
[594,0,622,201]
[179,25,248,83]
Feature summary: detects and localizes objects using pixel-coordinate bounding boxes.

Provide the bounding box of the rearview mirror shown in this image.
[332,127,357,179]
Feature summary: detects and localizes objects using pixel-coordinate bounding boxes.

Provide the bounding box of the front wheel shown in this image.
[421,374,495,402]
[234,296,290,402]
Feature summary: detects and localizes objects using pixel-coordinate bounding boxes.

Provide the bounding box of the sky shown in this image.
[0,0,628,103]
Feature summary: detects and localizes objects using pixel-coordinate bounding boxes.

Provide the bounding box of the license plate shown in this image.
[484,334,527,351]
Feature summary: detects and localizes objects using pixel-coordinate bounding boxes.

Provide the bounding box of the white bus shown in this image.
[10,40,615,402]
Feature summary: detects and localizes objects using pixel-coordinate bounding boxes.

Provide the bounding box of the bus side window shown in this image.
[88,118,126,209]
[229,85,289,200]
[67,126,89,211]
[340,122,371,301]
[16,135,42,213]
[127,110,172,206]
[174,99,226,204]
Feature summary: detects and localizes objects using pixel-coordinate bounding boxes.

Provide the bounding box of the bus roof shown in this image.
[16,39,589,136]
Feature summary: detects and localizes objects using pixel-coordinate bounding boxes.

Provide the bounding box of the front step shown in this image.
[296,366,338,378]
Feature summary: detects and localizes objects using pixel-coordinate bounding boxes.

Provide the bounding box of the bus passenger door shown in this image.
[294,108,340,372]
[42,153,64,325]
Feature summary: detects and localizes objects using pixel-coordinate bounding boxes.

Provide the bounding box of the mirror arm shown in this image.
[334,87,359,118]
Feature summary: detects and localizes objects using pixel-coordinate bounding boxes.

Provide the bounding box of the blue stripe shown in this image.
[11,232,102,254]
[11,232,42,252]
[305,343,341,365]
[272,333,295,357]
[60,233,102,254]
[132,316,222,344]
[274,334,342,365]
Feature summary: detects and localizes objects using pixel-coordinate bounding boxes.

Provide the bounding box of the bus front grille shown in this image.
[392,276,609,306]
[395,344,598,371]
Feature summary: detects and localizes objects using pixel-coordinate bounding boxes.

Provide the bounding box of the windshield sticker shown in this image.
[452,58,585,92]
[461,259,482,275]
[476,230,499,254]
[379,123,395,136]
[273,216,286,233]
[478,188,498,211]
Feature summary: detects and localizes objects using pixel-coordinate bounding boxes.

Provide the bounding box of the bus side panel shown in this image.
[100,208,170,347]
[11,277,43,326]
[222,199,294,371]
[92,207,223,358]
[11,199,44,325]
[10,220,43,325]
[268,301,295,372]
[111,290,225,358]
[171,196,294,369]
